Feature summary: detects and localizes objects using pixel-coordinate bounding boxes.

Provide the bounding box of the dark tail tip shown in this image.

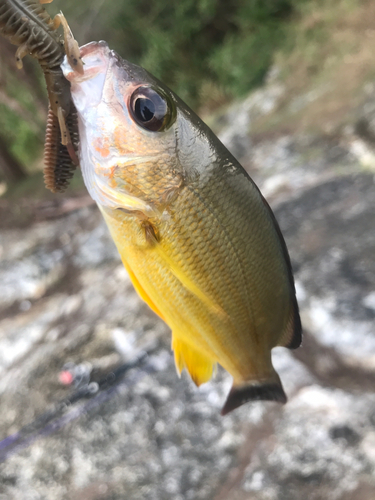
[221,381,287,416]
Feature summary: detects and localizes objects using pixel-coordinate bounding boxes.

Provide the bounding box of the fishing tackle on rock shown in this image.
[0,0,82,192]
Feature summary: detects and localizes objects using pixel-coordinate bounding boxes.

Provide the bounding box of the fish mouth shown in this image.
[61,41,111,83]
[61,41,112,111]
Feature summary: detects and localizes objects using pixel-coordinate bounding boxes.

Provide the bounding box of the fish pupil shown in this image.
[135,98,155,122]
[129,86,175,131]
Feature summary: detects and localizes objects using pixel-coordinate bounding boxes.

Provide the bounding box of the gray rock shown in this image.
[1,84,375,500]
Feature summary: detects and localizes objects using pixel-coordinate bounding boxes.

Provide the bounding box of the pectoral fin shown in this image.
[172,335,216,386]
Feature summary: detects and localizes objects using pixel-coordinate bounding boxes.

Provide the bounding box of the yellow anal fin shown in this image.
[172,335,216,386]
[121,258,165,321]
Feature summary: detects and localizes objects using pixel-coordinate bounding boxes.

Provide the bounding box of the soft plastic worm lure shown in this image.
[0,0,82,192]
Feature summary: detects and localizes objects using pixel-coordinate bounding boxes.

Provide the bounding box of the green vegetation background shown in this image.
[0,0,307,175]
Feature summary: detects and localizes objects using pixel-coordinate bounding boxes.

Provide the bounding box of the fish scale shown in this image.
[102,165,289,380]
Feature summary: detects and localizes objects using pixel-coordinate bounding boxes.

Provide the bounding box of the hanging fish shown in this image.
[0,0,82,192]
[61,41,302,414]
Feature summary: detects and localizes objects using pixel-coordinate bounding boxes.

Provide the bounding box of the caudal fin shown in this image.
[221,374,287,415]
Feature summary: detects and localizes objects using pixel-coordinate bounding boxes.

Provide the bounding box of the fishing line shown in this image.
[0,349,159,463]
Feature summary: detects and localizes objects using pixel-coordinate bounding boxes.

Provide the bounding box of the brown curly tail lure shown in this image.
[0,0,82,192]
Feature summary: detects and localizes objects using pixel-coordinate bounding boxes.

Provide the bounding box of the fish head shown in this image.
[61,41,218,215]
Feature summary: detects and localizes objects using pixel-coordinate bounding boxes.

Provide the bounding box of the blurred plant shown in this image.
[0,39,45,182]
[56,0,307,109]
[103,0,302,108]
[0,0,308,182]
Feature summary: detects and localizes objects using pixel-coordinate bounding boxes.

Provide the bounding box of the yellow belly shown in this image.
[99,179,293,388]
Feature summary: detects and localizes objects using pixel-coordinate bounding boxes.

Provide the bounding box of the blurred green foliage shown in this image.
[108,0,286,105]
[1,0,308,177]
[0,66,44,167]
[56,0,307,109]
[0,104,36,165]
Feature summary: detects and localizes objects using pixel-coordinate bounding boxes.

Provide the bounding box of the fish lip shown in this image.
[61,41,111,83]
[61,40,113,112]
[79,40,109,59]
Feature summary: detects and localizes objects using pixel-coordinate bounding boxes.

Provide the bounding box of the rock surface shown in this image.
[0,79,375,499]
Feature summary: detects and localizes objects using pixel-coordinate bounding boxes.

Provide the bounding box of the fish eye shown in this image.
[129,86,174,132]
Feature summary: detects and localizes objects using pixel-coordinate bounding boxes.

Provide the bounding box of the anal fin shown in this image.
[172,335,216,386]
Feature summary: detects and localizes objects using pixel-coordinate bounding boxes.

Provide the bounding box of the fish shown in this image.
[0,0,82,192]
[61,41,302,414]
